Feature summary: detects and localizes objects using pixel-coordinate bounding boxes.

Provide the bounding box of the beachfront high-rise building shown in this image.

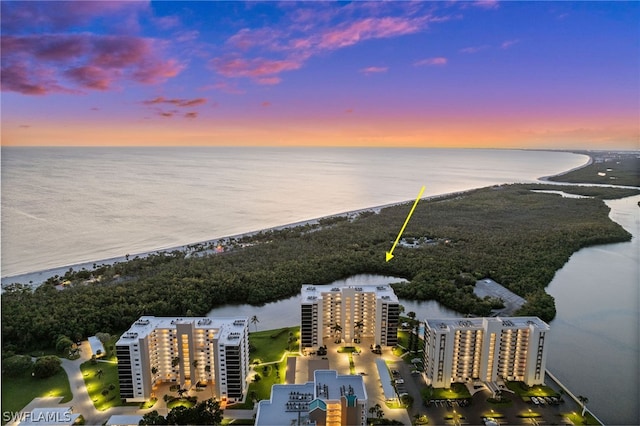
[300,284,400,348]
[115,316,249,403]
[422,317,550,388]
[255,370,368,426]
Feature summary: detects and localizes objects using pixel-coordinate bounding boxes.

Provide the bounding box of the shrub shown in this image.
[33,356,61,378]
[2,354,33,377]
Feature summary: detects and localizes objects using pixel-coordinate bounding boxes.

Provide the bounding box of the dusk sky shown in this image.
[1,1,638,149]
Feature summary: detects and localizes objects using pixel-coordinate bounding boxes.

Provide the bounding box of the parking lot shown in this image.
[296,339,585,425]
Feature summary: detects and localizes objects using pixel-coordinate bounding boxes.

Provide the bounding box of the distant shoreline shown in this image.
[1,189,474,288]
[1,150,595,288]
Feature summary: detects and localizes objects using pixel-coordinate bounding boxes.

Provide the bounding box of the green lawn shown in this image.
[565,411,602,425]
[506,381,559,398]
[166,398,195,409]
[249,327,299,363]
[221,419,255,425]
[424,383,471,400]
[228,357,289,409]
[1,368,72,415]
[337,346,360,353]
[80,360,122,411]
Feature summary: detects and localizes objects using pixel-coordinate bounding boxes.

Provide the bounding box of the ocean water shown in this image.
[1,147,587,278]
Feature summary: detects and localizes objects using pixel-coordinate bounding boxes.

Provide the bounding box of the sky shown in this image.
[1,0,638,149]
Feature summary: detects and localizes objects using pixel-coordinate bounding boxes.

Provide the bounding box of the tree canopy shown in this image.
[2,184,636,351]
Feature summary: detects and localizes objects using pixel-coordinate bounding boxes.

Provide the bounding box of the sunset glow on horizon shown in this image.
[1,1,638,149]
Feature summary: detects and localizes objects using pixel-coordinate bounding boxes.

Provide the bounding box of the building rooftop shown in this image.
[256,382,316,426]
[424,316,550,331]
[301,283,399,303]
[105,414,144,426]
[87,335,106,358]
[116,316,248,346]
[255,370,367,426]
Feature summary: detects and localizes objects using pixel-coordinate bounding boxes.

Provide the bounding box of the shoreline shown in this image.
[1,151,596,287]
[1,188,475,288]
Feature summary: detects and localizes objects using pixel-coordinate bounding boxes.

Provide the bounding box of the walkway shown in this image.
[16,341,165,425]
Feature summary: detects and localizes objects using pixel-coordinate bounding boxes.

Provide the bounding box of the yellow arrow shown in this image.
[385,185,426,262]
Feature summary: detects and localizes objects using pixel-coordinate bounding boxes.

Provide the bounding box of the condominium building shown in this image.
[300,284,400,348]
[422,317,550,388]
[255,370,368,426]
[115,316,249,403]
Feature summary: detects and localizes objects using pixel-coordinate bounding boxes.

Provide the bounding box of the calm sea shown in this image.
[0,147,587,278]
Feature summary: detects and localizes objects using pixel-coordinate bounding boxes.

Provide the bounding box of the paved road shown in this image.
[17,342,166,425]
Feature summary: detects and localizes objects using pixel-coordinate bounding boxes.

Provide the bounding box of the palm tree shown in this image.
[331,323,342,344]
[151,366,158,377]
[96,369,104,379]
[407,311,417,322]
[368,406,377,418]
[172,356,180,368]
[578,395,589,417]
[287,332,295,351]
[354,320,364,343]
[250,315,259,332]
[374,403,384,419]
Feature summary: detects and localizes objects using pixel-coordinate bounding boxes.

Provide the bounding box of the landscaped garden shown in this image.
[80,359,122,411]
[422,382,472,402]
[226,326,299,409]
[248,327,299,364]
[1,367,72,415]
[506,381,560,398]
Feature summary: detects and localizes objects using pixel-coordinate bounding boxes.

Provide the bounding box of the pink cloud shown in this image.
[501,39,520,49]
[318,17,423,50]
[65,66,112,90]
[227,28,284,51]
[414,57,448,66]
[472,0,500,9]
[1,1,149,33]
[184,112,198,119]
[360,66,388,75]
[261,101,272,108]
[0,61,69,95]
[1,34,183,95]
[212,4,443,87]
[203,81,245,95]
[460,45,490,54]
[143,97,207,107]
[210,56,302,84]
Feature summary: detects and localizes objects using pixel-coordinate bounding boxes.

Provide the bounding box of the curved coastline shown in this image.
[1,188,473,288]
[0,149,618,288]
[538,150,593,181]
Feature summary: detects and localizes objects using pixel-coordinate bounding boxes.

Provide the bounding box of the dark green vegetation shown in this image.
[548,152,640,187]
[139,399,223,425]
[1,362,72,415]
[2,184,637,352]
[80,360,121,411]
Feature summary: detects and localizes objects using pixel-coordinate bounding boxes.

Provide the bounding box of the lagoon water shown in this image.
[1,147,587,278]
[2,147,638,423]
[546,194,640,425]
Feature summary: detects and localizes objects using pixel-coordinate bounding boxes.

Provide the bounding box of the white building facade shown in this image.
[422,317,550,387]
[116,316,250,403]
[300,284,400,348]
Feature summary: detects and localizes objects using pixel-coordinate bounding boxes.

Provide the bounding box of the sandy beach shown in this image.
[1,150,596,289]
[1,189,476,289]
